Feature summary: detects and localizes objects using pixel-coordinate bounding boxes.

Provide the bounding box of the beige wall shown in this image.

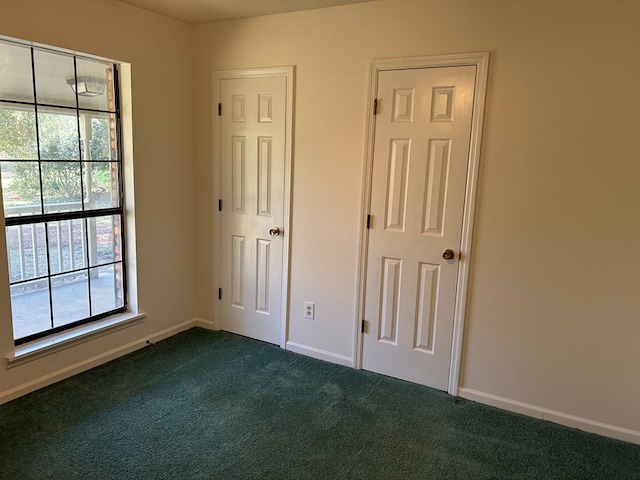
[194,0,640,433]
[0,0,196,396]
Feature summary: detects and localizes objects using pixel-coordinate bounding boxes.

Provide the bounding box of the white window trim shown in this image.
[5,311,146,368]
[0,39,140,362]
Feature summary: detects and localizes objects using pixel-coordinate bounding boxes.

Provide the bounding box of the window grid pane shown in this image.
[47,219,87,275]
[0,40,126,345]
[37,109,80,161]
[0,41,35,103]
[33,49,76,108]
[1,161,43,217]
[5,223,48,283]
[10,279,51,340]
[0,104,38,160]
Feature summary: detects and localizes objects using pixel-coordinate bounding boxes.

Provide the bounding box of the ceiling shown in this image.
[116,0,378,25]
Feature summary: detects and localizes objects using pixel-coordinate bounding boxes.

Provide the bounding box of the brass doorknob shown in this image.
[269,227,282,237]
[442,249,455,260]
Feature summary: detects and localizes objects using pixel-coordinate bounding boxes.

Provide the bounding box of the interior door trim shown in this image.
[212,66,295,349]
[354,53,489,395]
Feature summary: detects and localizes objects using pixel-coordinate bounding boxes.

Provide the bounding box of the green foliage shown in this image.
[90,117,111,161]
[9,162,40,201]
[38,112,80,160]
[1,108,114,206]
[0,109,37,160]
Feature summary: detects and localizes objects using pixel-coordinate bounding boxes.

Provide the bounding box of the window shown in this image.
[0,39,126,345]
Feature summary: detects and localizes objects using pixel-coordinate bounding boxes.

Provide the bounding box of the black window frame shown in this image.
[1,41,127,346]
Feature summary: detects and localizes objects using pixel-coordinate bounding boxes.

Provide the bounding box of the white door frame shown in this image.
[212,66,295,349]
[354,53,489,395]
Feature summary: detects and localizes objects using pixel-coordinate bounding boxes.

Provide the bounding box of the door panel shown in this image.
[220,76,286,345]
[363,66,476,389]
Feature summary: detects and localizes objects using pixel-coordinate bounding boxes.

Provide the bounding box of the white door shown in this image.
[219,75,287,345]
[362,65,476,389]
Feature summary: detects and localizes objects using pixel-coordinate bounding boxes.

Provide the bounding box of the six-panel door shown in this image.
[363,66,476,389]
[220,76,287,345]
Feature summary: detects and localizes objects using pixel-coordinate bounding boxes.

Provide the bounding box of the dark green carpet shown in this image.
[0,328,638,479]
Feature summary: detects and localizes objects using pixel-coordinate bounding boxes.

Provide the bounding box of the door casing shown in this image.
[355,53,489,395]
[213,67,295,348]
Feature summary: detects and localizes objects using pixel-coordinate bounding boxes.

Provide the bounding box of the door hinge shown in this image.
[361,319,367,334]
[218,199,222,211]
[218,103,222,116]
[373,98,378,115]
[218,288,222,300]
[366,214,371,230]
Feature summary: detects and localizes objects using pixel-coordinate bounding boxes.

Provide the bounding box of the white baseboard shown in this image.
[0,318,198,406]
[285,341,353,367]
[458,387,640,446]
[193,318,217,330]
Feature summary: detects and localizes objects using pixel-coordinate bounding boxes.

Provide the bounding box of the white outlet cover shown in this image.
[304,302,314,319]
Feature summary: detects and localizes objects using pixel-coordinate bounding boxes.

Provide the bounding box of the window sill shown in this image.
[5,312,146,368]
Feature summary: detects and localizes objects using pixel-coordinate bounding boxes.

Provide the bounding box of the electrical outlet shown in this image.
[304,301,315,320]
